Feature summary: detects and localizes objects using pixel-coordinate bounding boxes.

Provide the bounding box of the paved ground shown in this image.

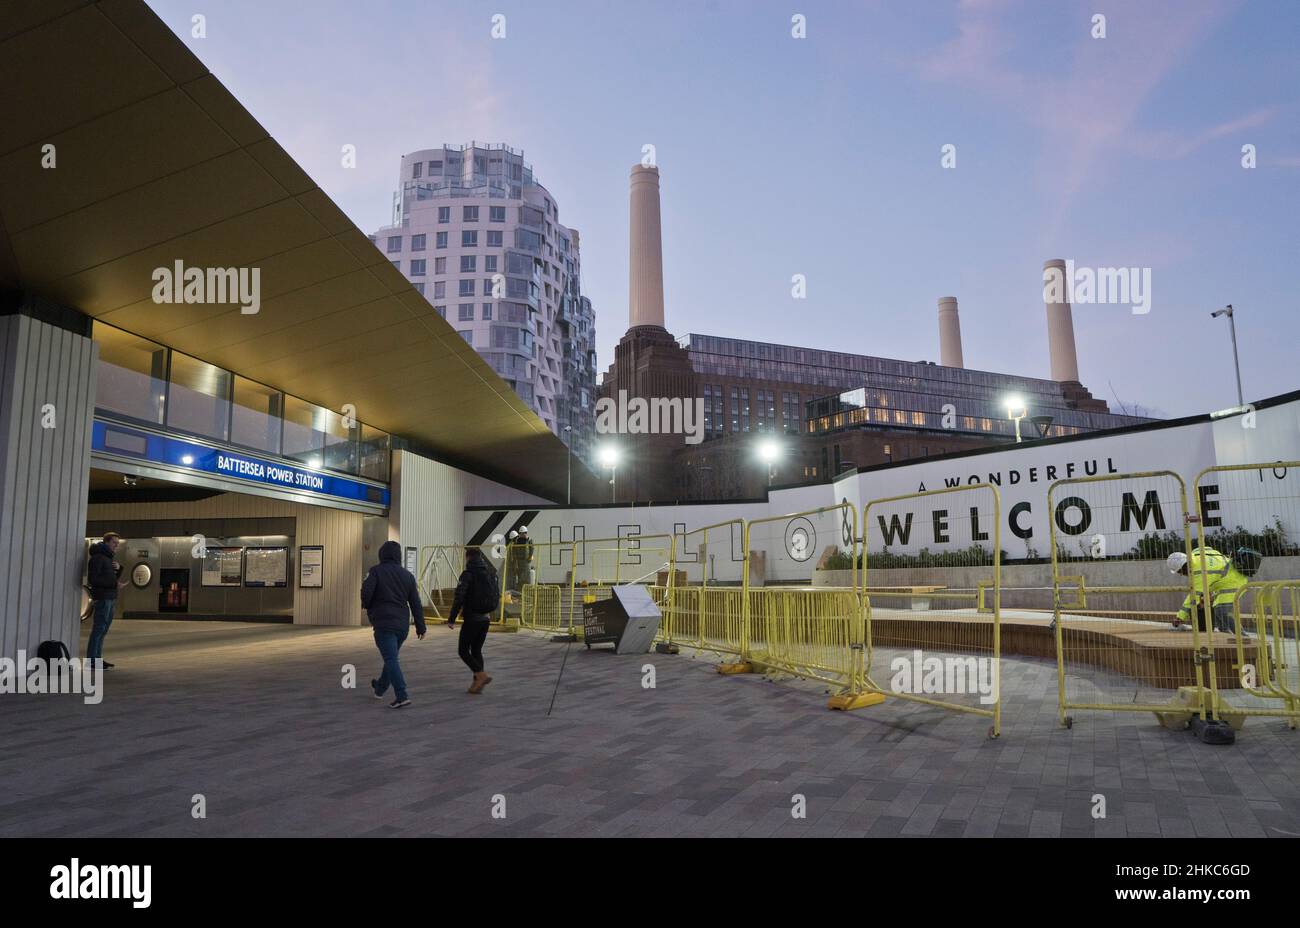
[3,619,1300,837]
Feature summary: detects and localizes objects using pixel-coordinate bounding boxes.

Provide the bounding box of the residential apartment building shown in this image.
[369,142,597,464]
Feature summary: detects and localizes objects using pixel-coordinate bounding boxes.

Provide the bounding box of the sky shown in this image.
[146,0,1300,418]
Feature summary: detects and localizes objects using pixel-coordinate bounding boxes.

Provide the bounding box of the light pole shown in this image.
[1005,394,1028,443]
[1211,305,1244,407]
[563,424,572,506]
[758,439,780,487]
[598,445,619,503]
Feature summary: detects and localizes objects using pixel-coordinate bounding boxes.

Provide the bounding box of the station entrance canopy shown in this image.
[0,0,581,501]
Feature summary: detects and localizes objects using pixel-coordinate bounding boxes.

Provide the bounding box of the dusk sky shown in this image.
[147,0,1300,419]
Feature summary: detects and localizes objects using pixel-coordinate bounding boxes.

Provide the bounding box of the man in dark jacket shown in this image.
[447,547,498,694]
[361,540,426,708]
[86,532,125,667]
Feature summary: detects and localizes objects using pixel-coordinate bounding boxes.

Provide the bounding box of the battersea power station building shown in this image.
[598,168,1149,503]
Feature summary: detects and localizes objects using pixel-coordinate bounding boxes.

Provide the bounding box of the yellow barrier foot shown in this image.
[551,633,579,643]
[488,625,518,634]
[716,661,755,675]
[654,642,679,654]
[826,692,886,711]
[1153,686,1247,732]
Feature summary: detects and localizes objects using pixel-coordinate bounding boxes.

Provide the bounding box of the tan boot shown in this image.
[468,671,492,694]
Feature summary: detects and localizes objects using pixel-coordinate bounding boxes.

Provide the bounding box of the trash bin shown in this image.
[582,585,661,654]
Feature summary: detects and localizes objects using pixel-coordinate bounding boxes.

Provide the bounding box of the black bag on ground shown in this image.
[1233,547,1263,577]
[470,565,501,615]
[36,640,71,665]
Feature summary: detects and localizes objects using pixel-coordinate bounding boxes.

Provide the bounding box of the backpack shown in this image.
[1233,547,1263,577]
[470,564,501,615]
[36,640,71,665]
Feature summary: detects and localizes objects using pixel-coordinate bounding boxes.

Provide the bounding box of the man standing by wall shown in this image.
[85,532,125,668]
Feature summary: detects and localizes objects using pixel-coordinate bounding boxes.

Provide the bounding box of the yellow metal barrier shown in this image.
[564,533,676,638]
[662,519,746,652]
[1048,471,1212,728]
[861,484,1002,737]
[417,543,510,625]
[737,502,872,709]
[1191,462,1300,727]
[514,539,581,632]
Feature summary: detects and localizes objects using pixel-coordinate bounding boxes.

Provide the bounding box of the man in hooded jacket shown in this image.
[361,540,426,708]
[86,532,125,667]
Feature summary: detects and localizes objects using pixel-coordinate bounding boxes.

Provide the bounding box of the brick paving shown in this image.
[2,619,1299,837]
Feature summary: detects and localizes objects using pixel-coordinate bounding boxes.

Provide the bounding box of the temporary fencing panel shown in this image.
[1191,462,1300,726]
[861,484,1002,736]
[1048,471,1212,726]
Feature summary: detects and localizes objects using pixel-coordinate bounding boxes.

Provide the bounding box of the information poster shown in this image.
[244,547,288,588]
[201,547,244,587]
[405,547,418,573]
[299,545,324,588]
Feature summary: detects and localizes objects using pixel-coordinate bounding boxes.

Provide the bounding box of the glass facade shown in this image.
[92,322,390,483]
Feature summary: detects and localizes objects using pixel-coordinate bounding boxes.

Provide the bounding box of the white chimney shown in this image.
[628,164,665,329]
[937,296,963,368]
[1043,258,1080,382]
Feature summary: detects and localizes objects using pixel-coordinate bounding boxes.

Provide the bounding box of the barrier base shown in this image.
[827,691,887,711]
[1153,686,1247,732]
[551,633,579,643]
[488,624,518,634]
[717,661,755,675]
[654,642,679,654]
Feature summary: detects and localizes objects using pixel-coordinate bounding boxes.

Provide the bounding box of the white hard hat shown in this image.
[1166,551,1188,574]
[508,530,518,540]
[519,525,529,534]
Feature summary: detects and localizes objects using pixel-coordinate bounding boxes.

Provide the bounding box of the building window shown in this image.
[412,282,425,295]
[409,259,426,276]
[490,206,506,222]
[390,260,400,272]
[386,235,402,253]
[458,279,475,297]
[460,255,477,273]
[463,205,479,222]
[435,257,447,274]
[433,281,446,299]
[741,388,750,432]
[436,231,448,249]
[730,387,739,432]
[482,303,492,320]
[484,255,498,273]
[458,304,474,321]
[166,350,232,442]
[412,161,422,179]
[433,305,446,318]
[487,230,503,247]
[438,206,450,223]
[457,330,473,345]
[231,375,282,454]
[428,160,442,175]
[410,233,426,251]
[462,230,478,247]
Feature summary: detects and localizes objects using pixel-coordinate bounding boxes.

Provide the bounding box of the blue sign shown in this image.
[92,420,390,507]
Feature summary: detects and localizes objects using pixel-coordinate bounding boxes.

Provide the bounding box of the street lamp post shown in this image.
[598,445,619,503]
[758,439,780,487]
[1211,305,1244,407]
[1005,394,1028,443]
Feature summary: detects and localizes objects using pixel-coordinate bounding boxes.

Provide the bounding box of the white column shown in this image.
[937,296,963,368]
[0,312,97,659]
[1043,259,1080,382]
[629,165,665,328]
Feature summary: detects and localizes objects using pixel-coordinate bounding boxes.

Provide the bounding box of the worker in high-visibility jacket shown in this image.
[1167,548,1248,633]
